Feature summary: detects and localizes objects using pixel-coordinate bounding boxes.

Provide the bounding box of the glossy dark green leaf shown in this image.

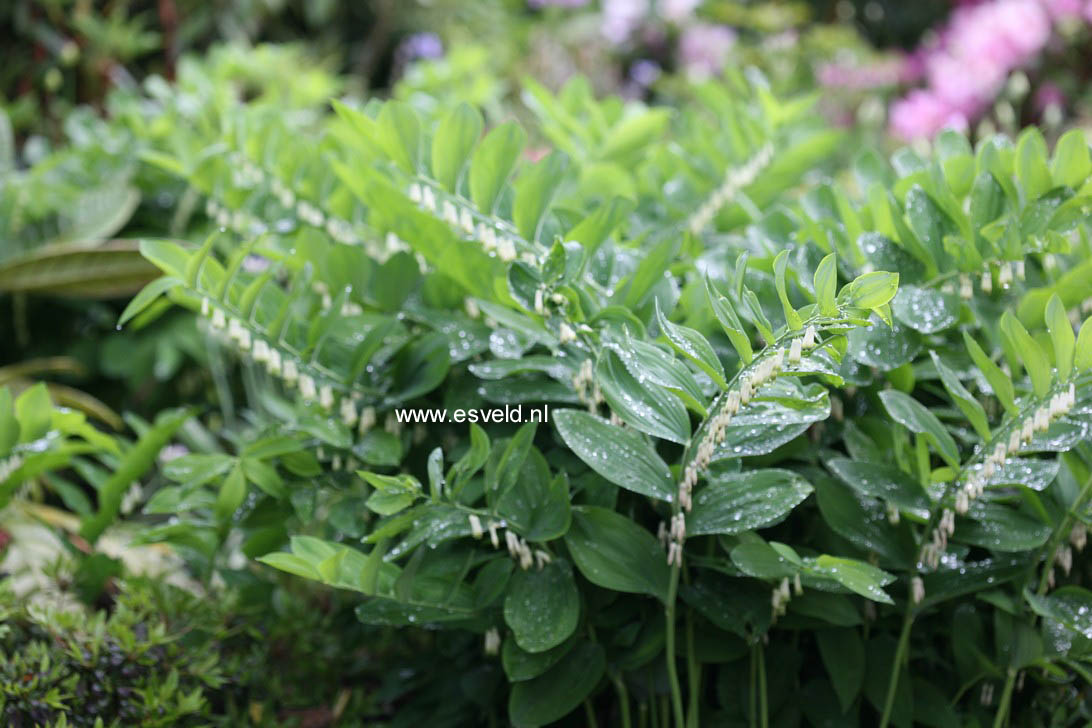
[553,409,673,501]
[655,300,727,388]
[508,641,605,726]
[879,389,960,468]
[469,122,526,214]
[504,560,580,653]
[688,469,813,536]
[596,349,690,444]
[564,506,670,601]
[432,103,483,192]
[817,628,865,712]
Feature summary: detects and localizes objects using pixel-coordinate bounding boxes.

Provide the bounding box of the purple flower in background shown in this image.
[398,32,444,63]
[602,0,649,44]
[630,59,663,86]
[678,23,736,79]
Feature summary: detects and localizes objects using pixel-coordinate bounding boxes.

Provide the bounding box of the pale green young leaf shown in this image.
[377,101,421,173]
[1045,294,1075,380]
[963,331,1017,415]
[1077,318,1092,371]
[846,271,899,311]
[1016,127,1052,200]
[655,300,727,388]
[704,276,753,364]
[513,151,566,243]
[1001,311,1051,398]
[1051,129,1092,188]
[469,121,526,214]
[813,253,838,317]
[929,352,991,441]
[431,103,483,193]
[879,389,960,468]
[773,249,803,330]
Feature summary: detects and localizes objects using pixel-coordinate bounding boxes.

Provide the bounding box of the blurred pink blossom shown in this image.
[887,0,1083,140]
[890,89,969,141]
[678,23,736,79]
[602,0,649,44]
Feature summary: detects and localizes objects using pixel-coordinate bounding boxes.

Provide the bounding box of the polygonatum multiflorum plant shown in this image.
[116,70,1092,727]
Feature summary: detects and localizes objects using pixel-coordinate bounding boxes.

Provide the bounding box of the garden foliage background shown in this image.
[4,0,1092,726]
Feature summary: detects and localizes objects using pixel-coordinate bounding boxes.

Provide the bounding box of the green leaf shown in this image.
[513,151,565,243]
[817,628,865,713]
[655,300,726,388]
[963,331,1017,415]
[688,469,813,536]
[365,490,416,516]
[1001,311,1051,398]
[241,458,287,499]
[117,276,180,326]
[1077,318,1092,372]
[485,421,537,499]
[1025,586,1092,639]
[504,560,580,653]
[958,502,1050,552]
[508,642,605,726]
[930,352,991,441]
[1051,129,1091,188]
[596,350,690,444]
[0,389,18,457]
[846,271,899,310]
[890,285,958,334]
[1016,127,1052,199]
[1045,294,1075,380]
[377,101,421,173]
[431,103,483,193]
[15,383,52,443]
[813,253,838,317]
[705,276,753,364]
[564,506,670,601]
[879,390,960,468]
[826,457,930,514]
[469,122,526,214]
[503,635,575,682]
[215,464,246,522]
[807,555,894,604]
[606,336,708,416]
[553,410,674,501]
[496,449,571,542]
[773,250,803,330]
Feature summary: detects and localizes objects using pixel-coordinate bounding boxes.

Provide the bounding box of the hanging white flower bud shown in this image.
[299,374,317,400]
[484,628,501,656]
[487,521,500,548]
[559,322,577,345]
[980,270,993,294]
[422,186,436,213]
[911,576,925,604]
[789,337,803,364]
[282,359,299,386]
[793,572,802,596]
[959,274,973,300]
[319,384,335,410]
[211,308,227,329]
[802,325,817,349]
[469,514,484,539]
[496,237,517,262]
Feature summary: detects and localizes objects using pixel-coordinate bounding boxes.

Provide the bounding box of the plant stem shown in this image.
[685,604,700,728]
[757,641,769,728]
[749,645,757,728]
[584,699,600,728]
[612,673,633,728]
[664,562,686,728]
[992,668,1017,728]
[1036,471,1092,595]
[879,611,914,728]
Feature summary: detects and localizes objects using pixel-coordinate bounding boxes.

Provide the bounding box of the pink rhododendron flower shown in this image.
[887,0,1083,140]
